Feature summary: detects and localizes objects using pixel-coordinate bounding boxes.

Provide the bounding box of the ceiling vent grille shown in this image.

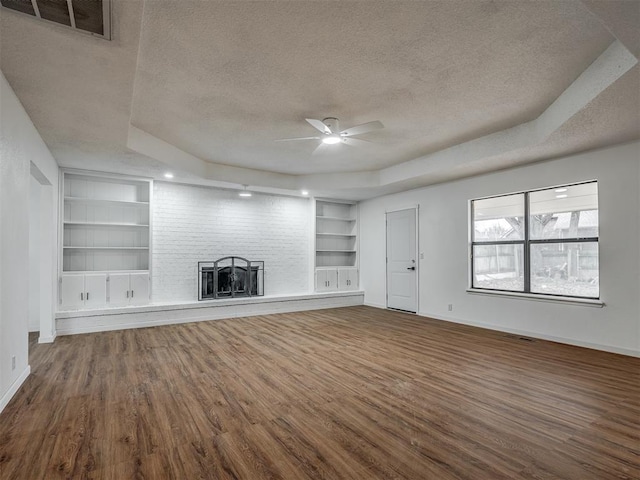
[1,0,111,40]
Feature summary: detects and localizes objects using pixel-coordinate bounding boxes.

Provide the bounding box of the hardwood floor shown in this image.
[1,306,638,479]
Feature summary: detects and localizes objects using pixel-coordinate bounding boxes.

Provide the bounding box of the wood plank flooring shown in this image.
[0,306,638,479]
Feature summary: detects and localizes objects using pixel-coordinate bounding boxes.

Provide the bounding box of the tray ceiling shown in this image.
[1,0,638,199]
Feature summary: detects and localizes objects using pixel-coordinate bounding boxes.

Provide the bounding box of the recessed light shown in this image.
[554,188,567,193]
[301,190,309,196]
[164,172,174,179]
[556,194,568,199]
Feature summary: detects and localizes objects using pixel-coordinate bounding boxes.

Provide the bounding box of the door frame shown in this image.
[385,205,419,313]
[30,162,56,343]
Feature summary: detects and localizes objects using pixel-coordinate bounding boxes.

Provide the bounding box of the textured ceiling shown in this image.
[0,0,154,172]
[1,0,639,198]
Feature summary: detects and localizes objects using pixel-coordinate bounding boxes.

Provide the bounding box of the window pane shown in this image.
[529,182,598,240]
[36,0,71,26]
[72,0,103,35]
[473,244,524,291]
[473,194,524,241]
[531,242,599,298]
[1,0,36,16]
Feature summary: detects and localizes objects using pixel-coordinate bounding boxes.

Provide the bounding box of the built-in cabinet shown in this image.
[61,273,108,308]
[315,268,338,292]
[337,267,358,290]
[315,200,359,292]
[108,272,150,306]
[60,171,152,309]
[316,267,358,292]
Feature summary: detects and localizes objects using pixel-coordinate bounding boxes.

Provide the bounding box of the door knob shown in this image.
[407,266,416,271]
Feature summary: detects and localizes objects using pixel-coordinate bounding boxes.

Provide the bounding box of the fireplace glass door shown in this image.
[199,257,264,300]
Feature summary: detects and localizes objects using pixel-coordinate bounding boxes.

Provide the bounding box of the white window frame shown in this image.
[469,181,600,302]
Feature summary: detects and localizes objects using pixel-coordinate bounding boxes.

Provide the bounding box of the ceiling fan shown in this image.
[276,117,384,155]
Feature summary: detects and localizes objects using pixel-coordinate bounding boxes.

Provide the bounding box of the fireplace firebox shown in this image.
[198,257,264,300]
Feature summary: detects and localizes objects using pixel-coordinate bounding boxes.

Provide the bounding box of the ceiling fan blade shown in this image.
[275,136,321,142]
[311,143,330,156]
[342,137,370,147]
[340,120,384,137]
[306,118,331,134]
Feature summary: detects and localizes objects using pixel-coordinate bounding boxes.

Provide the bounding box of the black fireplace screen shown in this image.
[199,257,264,300]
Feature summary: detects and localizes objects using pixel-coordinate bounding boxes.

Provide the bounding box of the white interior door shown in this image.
[386,208,417,312]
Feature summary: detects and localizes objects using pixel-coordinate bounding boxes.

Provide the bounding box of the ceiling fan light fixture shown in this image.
[276,117,383,152]
[322,134,342,145]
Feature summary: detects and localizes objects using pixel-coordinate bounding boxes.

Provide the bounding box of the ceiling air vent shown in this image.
[1,0,111,40]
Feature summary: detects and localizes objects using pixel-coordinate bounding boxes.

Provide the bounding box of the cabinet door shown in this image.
[328,269,338,290]
[129,272,149,305]
[109,273,130,306]
[317,269,338,292]
[348,269,358,290]
[316,269,329,292]
[337,268,349,290]
[84,273,107,307]
[319,268,338,291]
[338,268,358,291]
[61,274,85,308]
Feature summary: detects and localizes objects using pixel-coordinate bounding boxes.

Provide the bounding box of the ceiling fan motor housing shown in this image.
[323,117,340,133]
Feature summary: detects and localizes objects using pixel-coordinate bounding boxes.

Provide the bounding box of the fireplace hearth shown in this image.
[198,257,264,300]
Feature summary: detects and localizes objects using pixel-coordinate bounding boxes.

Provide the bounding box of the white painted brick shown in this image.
[152,183,311,302]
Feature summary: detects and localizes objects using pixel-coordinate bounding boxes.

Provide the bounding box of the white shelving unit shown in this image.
[59,171,152,309]
[315,200,359,291]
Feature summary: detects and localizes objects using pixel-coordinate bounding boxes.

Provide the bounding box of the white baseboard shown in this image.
[363,301,387,309]
[418,311,640,358]
[0,365,31,415]
[57,292,364,336]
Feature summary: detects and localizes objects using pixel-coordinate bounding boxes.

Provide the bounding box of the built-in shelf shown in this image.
[64,222,149,228]
[317,265,357,268]
[316,233,356,237]
[59,270,149,274]
[64,196,149,206]
[315,200,358,272]
[63,246,149,250]
[61,172,152,277]
[317,249,357,253]
[316,215,356,221]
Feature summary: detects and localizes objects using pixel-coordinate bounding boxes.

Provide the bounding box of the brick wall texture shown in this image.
[152,182,311,302]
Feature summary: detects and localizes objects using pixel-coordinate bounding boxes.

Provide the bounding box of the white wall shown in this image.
[152,182,311,302]
[0,71,59,413]
[360,142,640,356]
[28,176,40,332]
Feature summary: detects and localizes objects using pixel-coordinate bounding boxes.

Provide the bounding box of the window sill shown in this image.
[466,289,604,307]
